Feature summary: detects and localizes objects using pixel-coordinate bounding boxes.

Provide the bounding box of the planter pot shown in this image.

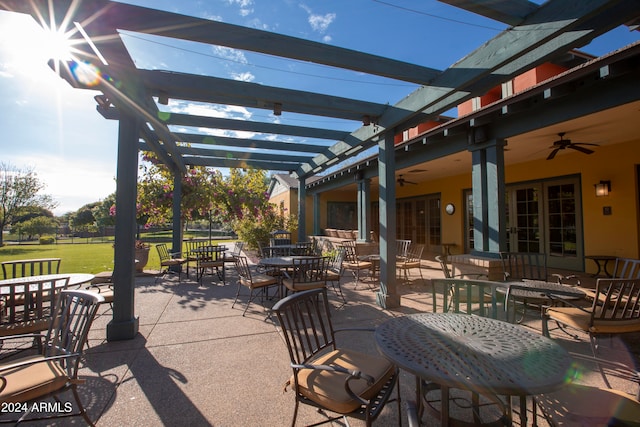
[135,247,150,272]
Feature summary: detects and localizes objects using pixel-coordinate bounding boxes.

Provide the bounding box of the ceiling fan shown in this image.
[397,175,417,186]
[546,132,599,160]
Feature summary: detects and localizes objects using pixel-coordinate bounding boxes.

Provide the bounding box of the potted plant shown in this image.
[134,240,151,272]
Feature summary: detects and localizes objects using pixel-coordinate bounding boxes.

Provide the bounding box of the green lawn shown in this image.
[0,238,234,275]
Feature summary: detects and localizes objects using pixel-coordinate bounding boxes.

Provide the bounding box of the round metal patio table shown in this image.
[375,312,571,426]
[0,273,95,292]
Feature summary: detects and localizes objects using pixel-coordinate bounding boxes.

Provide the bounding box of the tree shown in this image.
[0,163,57,246]
[13,215,59,240]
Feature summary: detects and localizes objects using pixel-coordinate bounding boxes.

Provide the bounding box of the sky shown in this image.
[1,0,638,216]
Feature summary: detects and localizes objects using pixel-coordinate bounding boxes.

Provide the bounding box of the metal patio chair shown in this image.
[0,289,104,426]
[272,288,401,427]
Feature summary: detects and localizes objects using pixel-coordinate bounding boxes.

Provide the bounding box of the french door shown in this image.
[372,195,441,253]
[505,177,583,270]
[465,176,584,270]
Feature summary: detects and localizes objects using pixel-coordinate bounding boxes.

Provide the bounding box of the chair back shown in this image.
[612,258,640,279]
[233,255,253,282]
[270,229,292,246]
[431,278,502,319]
[272,288,335,365]
[404,243,424,263]
[156,243,173,262]
[185,240,207,257]
[435,255,453,278]
[396,240,411,259]
[294,241,314,256]
[500,251,547,281]
[230,241,245,257]
[44,289,104,375]
[327,247,346,275]
[0,276,71,337]
[591,278,640,330]
[289,257,327,285]
[2,258,62,279]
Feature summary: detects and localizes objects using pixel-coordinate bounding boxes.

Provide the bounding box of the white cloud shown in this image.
[322,35,332,43]
[232,71,255,82]
[210,46,248,65]
[300,4,336,33]
[228,0,254,16]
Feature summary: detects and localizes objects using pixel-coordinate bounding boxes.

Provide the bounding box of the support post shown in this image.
[377,131,400,308]
[107,112,140,341]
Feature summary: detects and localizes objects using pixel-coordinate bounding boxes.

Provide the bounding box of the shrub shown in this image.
[39,235,56,245]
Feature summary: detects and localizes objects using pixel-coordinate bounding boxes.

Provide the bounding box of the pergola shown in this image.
[2,0,638,340]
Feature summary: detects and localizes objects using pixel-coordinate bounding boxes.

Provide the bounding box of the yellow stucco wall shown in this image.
[303,139,639,266]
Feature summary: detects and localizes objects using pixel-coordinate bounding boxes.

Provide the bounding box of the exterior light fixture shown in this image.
[594,180,611,197]
[362,115,371,126]
[273,102,282,116]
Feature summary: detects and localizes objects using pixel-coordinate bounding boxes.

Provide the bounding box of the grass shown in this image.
[0,237,235,275]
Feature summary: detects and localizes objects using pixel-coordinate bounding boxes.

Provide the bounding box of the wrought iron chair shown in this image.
[282,256,327,294]
[431,278,502,319]
[184,240,207,276]
[272,288,401,427]
[324,247,347,304]
[341,241,374,287]
[396,239,411,261]
[0,289,104,426]
[396,243,424,283]
[155,243,187,282]
[535,352,640,426]
[1,258,61,280]
[435,255,488,280]
[231,256,279,316]
[542,278,640,387]
[196,245,226,285]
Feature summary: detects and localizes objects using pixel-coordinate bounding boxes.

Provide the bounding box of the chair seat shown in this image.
[282,278,325,292]
[294,348,396,414]
[161,258,187,266]
[537,383,640,426]
[239,274,277,289]
[344,261,372,269]
[325,270,341,281]
[0,356,69,403]
[546,306,640,334]
[85,286,114,303]
[199,260,224,268]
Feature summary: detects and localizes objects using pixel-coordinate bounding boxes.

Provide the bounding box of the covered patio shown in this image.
[10,254,629,426]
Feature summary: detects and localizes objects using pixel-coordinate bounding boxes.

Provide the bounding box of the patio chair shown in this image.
[156,243,187,282]
[196,245,226,285]
[535,352,640,427]
[542,278,640,387]
[396,243,424,283]
[2,258,61,280]
[435,255,488,280]
[396,239,411,260]
[282,256,327,294]
[431,278,502,319]
[500,251,548,281]
[0,276,70,341]
[184,240,207,276]
[271,288,401,427]
[341,241,373,288]
[231,256,279,316]
[0,289,104,426]
[325,247,347,304]
[223,241,245,263]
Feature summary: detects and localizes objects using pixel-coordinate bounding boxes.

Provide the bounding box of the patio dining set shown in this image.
[1,246,639,426]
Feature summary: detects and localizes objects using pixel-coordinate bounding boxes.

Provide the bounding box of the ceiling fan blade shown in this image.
[546,148,560,160]
[568,145,595,155]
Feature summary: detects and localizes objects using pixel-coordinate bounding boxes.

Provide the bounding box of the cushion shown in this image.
[282,279,325,292]
[0,319,50,337]
[0,356,69,404]
[293,348,396,414]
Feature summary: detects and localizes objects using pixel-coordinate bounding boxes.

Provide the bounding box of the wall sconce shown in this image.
[362,115,371,126]
[273,102,282,116]
[594,180,611,197]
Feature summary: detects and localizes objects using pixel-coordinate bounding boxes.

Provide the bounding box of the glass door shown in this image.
[506,184,543,253]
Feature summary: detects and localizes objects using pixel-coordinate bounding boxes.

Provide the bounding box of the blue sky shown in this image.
[1,1,638,216]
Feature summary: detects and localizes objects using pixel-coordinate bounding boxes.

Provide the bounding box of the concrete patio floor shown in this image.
[6,249,639,426]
